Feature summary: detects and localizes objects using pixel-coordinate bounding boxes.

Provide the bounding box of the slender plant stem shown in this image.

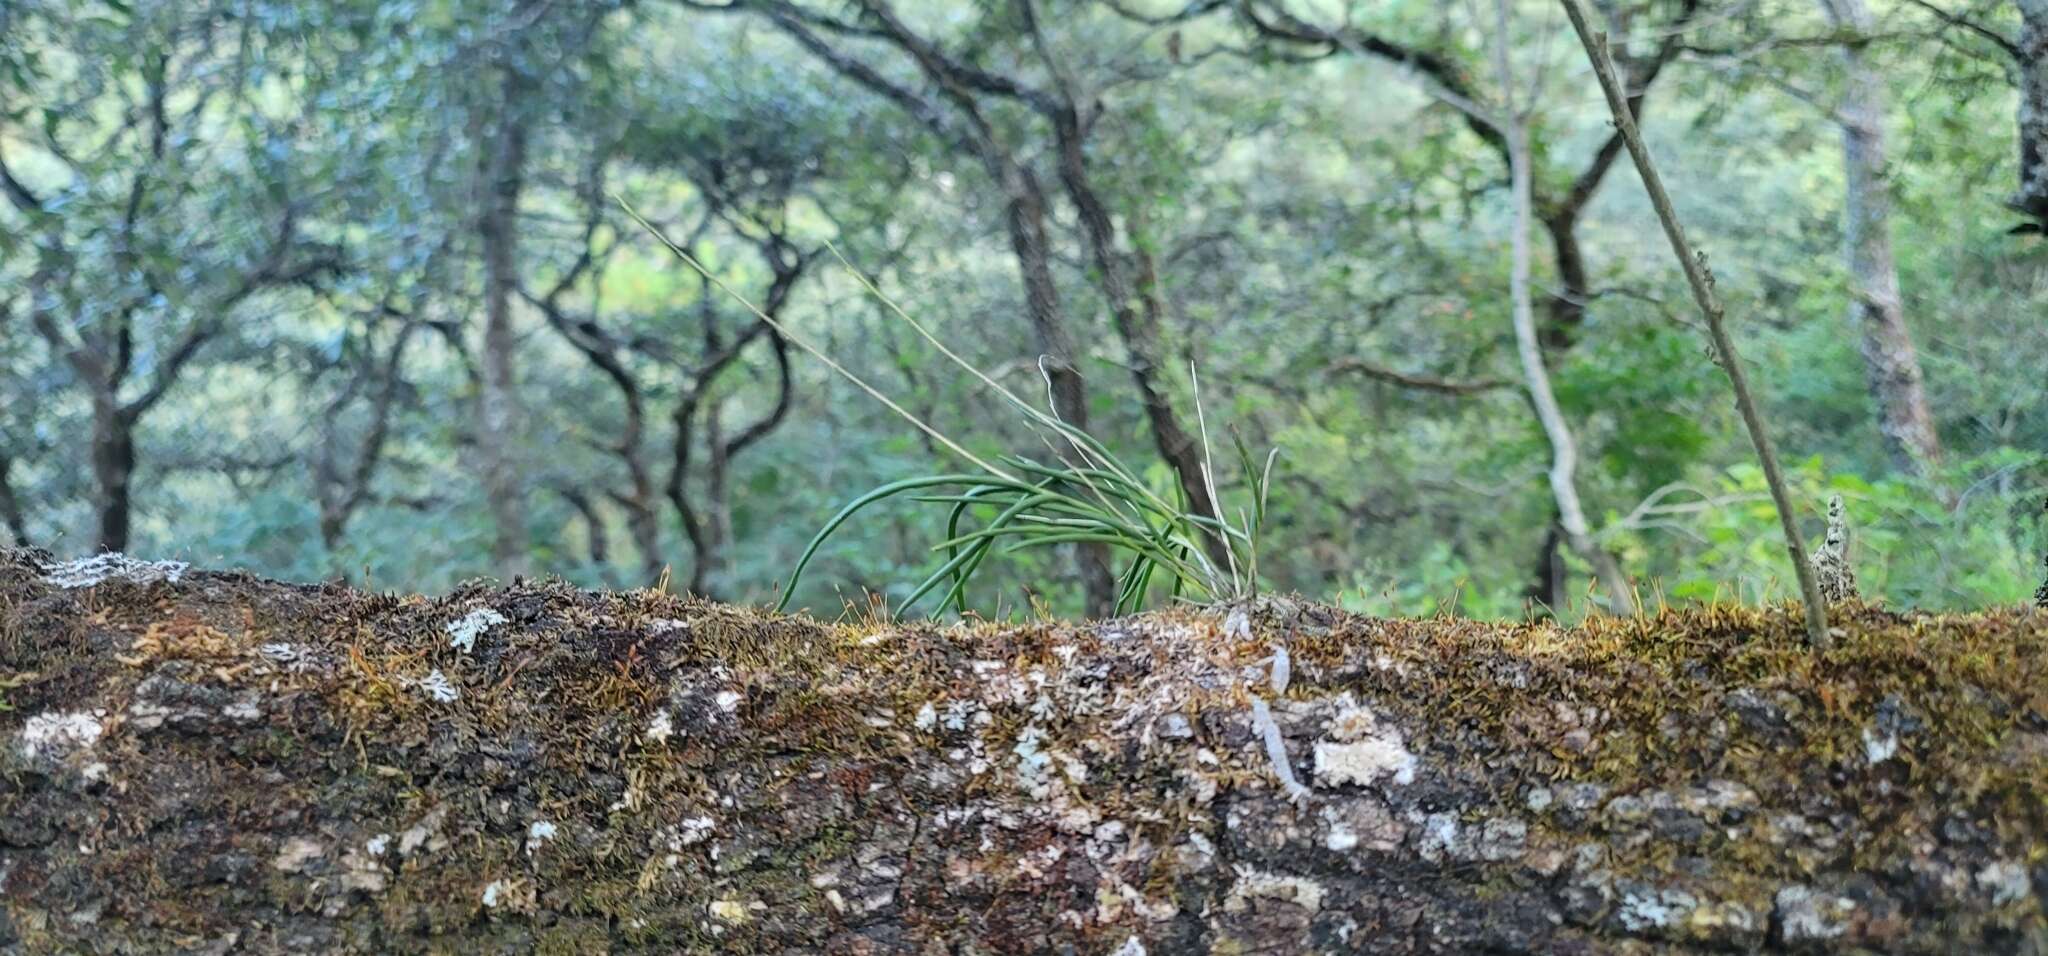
[1560,0,1830,646]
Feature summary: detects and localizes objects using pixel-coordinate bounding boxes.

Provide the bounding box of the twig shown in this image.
[1560,0,1829,646]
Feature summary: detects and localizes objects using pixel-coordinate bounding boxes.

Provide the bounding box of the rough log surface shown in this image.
[1,548,2045,954]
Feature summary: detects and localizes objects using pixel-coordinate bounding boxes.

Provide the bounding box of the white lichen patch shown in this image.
[444,607,507,653]
[913,701,937,731]
[340,843,388,893]
[1774,884,1854,942]
[1013,724,1053,795]
[256,642,331,674]
[714,690,743,714]
[1223,865,1325,913]
[364,834,391,857]
[411,669,459,703]
[1111,936,1147,956]
[1977,860,2031,906]
[525,820,558,854]
[1313,697,1416,789]
[1321,798,1404,854]
[1313,736,1416,790]
[645,709,674,744]
[679,816,716,845]
[18,710,105,762]
[40,553,188,589]
[1618,887,1699,931]
[1414,811,1461,863]
[649,618,689,634]
[398,807,450,857]
[1862,724,1899,764]
[482,879,509,908]
[1323,818,1358,852]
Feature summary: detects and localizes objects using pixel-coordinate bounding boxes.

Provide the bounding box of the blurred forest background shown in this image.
[2,0,2043,619]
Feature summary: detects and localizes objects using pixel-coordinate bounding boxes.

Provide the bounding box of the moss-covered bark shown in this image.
[2,548,2044,954]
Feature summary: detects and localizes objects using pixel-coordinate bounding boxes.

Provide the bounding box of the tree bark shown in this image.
[557,486,612,573]
[2,553,2039,953]
[1819,0,1945,478]
[2015,0,2048,227]
[89,401,136,554]
[475,77,533,578]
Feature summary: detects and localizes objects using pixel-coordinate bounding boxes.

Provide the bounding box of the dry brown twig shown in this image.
[1559,0,1831,646]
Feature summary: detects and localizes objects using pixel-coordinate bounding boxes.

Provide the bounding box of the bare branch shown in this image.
[1902,0,2019,59]
[1324,358,1510,396]
[1561,0,1829,645]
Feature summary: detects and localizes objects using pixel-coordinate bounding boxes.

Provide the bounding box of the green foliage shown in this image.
[782,430,1277,617]
[1641,454,2041,610]
[2,0,2041,619]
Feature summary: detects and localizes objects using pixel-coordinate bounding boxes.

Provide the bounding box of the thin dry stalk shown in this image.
[1559,0,1830,646]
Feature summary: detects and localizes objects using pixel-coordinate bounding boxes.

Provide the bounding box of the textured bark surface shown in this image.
[2,548,2045,954]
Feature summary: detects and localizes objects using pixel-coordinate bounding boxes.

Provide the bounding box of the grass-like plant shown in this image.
[619,198,1277,616]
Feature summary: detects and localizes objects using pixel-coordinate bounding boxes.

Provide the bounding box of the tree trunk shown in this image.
[996,163,1119,617]
[2015,0,2048,227]
[1506,121,1638,615]
[2,552,2039,953]
[622,476,664,588]
[694,404,732,598]
[558,487,612,575]
[1820,0,1945,477]
[1051,109,1231,573]
[89,400,135,554]
[475,84,532,578]
[0,451,25,546]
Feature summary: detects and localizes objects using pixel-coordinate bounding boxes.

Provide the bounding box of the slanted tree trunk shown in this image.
[313,320,416,551]
[671,258,803,600]
[556,486,613,575]
[1049,106,1231,570]
[1819,0,1945,478]
[2,552,2040,953]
